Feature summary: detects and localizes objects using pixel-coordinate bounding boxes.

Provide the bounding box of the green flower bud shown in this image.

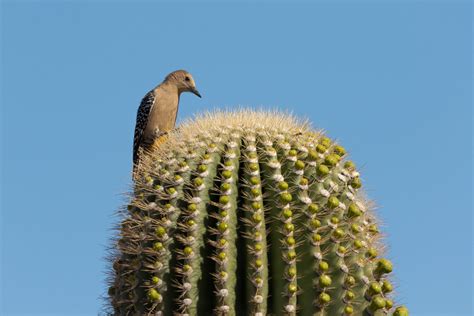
[319,292,331,304]
[350,177,362,188]
[249,163,259,171]
[308,203,319,214]
[325,154,339,167]
[220,182,231,191]
[327,196,340,209]
[344,305,353,315]
[320,137,331,147]
[288,266,297,277]
[187,203,197,212]
[382,280,393,293]
[283,208,293,218]
[250,176,260,185]
[316,144,327,153]
[333,145,346,156]
[183,246,193,256]
[317,164,330,176]
[312,233,322,242]
[288,283,297,293]
[287,250,297,260]
[367,282,382,296]
[153,242,163,252]
[280,192,293,203]
[218,222,228,232]
[251,202,261,210]
[333,228,345,239]
[375,258,393,274]
[155,226,166,237]
[148,289,161,302]
[295,160,305,170]
[345,276,356,287]
[369,296,386,311]
[251,187,260,197]
[218,251,226,261]
[367,247,378,258]
[345,290,355,301]
[219,195,230,205]
[319,261,329,271]
[338,246,347,254]
[330,216,340,224]
[286,236,296,246]
[344,161,355,171]
[222,170,232,179]
[393,306,409,316]
[311,219,321,229]
[368,224,379,234]
[319,275,332,287]
[348,203,361,217]
[278,181,289,191]
[252,213,263,223]
[308,149,318,160]
[351,224,362,233]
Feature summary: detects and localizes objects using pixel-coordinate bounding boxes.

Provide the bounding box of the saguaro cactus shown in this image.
[107,110,408,316]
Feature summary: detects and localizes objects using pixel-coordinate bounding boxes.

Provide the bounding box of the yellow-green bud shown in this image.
[319,275,332,287]
[148,289,161,302]
[308,203,319,214]
[317,165,330,176]
[218,222,228,232]
[319,261,329,271]
[278,181,289,191]
[333,145,346,156]
[295,160,305,170]
[319,292,331,304]
[327,196,340,208]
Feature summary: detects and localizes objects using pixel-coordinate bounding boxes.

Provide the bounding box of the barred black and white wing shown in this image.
[133,90,155,165]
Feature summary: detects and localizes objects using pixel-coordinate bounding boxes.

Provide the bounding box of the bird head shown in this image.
[165,70,201,98]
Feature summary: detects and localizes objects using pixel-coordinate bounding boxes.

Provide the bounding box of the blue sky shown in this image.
[1,1,472,315]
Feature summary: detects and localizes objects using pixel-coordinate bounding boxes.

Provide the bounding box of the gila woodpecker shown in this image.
[133,70,201,169]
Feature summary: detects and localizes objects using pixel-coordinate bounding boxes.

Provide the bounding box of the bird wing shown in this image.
[133,90,155,165]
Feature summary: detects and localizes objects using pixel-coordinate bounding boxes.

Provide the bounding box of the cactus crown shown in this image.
[107,110,407,316]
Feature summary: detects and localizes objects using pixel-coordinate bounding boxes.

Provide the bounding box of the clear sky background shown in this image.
[1,1,472,315]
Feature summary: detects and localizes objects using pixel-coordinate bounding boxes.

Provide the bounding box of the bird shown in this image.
[132,70,201,171]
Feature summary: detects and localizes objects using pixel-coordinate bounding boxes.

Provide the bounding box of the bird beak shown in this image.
[191,88,202,98]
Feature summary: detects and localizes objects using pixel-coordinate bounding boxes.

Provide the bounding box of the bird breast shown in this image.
[143,88,179,142]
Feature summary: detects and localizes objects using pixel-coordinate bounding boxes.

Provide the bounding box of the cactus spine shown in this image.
[107,110,408,316]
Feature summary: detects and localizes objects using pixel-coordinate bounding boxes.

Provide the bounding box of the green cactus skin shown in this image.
[107,110,408,316]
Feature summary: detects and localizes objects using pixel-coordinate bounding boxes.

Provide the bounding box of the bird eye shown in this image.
[185,76,190,82]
